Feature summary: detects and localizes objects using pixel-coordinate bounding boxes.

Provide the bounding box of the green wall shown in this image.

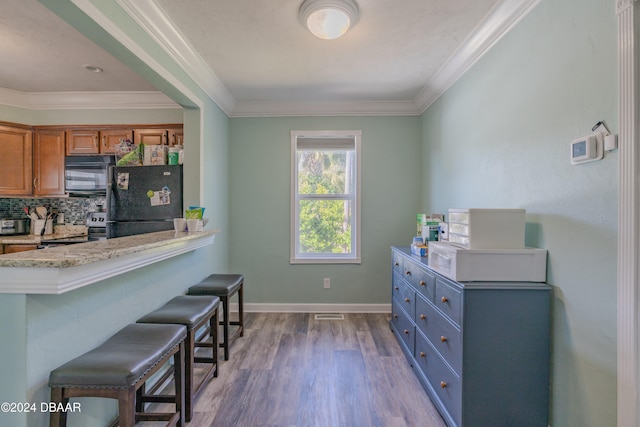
[229,116,421,307]
[421,0,617,425]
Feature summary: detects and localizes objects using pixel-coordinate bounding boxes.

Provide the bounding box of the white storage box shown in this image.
[448,208,525,249]
[428,241,547,282]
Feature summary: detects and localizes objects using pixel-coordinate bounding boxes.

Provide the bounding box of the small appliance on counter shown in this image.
[86,210,107,241]
[0,219,29,235]
[106,164,183,238]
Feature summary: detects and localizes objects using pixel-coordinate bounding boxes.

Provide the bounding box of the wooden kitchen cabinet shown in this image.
[168,127,183,146]
[3,244,38,254]
[0,124,33,196]
[134,126,184,146]
[34,129,65,196]
[66,128,133,155]
[134,128,168,146]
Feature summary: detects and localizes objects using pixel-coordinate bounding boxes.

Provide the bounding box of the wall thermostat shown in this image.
[571,134,603,165]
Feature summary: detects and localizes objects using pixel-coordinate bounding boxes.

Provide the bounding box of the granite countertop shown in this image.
[0,225,88,245]
[0,229,218,268]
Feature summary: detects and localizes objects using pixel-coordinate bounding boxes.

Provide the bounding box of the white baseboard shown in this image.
[226,303,391,313]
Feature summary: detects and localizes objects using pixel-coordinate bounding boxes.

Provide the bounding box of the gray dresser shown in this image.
[390,246,551,427]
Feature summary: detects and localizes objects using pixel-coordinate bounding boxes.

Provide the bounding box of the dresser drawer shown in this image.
[404,258,436,301]
[391,299,415,355]
[435,277,463,325]
[415,294,462,376]
[416,331,462,426]
[392,251,404,275]
[392,273,416,319]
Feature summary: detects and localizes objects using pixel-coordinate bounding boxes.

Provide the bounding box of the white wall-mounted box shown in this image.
[428,241,547,282]
[448,208,525,249]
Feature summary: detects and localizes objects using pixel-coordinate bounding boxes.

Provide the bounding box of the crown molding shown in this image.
[415,0,542,113]
[116,0,236,115]
[1,0,539,116]
[230,99,422,118]
[0,87,178,110]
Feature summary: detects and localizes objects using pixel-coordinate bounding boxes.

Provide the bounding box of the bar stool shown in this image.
[137,295,220,421]
[49,323,186,427]
[187,273,244,360]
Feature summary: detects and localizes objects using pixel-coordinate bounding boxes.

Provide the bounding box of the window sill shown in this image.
[290,257,361,265]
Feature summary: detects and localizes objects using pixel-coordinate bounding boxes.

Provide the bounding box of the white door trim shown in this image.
[617,0,640,425]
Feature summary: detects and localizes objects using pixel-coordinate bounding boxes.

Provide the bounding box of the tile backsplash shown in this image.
[0,197,106,225]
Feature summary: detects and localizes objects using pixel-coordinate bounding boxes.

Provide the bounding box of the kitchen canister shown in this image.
[168,146,180,165]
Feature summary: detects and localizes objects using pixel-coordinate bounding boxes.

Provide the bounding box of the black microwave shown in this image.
[65,155,115,197]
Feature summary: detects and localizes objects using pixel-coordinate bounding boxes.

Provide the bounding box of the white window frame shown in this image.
[290,130,361,264]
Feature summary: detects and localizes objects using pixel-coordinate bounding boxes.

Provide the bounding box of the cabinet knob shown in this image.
[419,352,426,358]
[394,262,399,266]
[404,297,410,303]
[440,336,447,343]
[403,329,410,335]
[420,314,426,320]
[440,381,447,389]
[393,313,398,319]
[394,286,399,291]
[441,296,448,303]
[419,280,426,286]
[405,270,411,276]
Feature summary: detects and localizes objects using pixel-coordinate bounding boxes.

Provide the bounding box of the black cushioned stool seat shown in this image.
[49,323,186,427]
[137,295,220,421]
[187,274,244,360]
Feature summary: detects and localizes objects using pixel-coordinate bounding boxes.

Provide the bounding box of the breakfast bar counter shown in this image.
[0,230,217,294]
[0,228,220,427]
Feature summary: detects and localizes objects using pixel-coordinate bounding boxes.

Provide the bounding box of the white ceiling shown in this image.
[0,0,539,116]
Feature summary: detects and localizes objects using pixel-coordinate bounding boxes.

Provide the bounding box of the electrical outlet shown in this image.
[323,278,330,289]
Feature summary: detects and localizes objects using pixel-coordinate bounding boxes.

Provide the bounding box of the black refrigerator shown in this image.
[106,165,183,238]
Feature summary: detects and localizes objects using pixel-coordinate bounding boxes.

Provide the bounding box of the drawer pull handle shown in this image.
[405,298,411,303]
[419,351,426,358]
[419,280,426,286]
[441,296,448,303]
[403,329,410,335]
[420,314,426,320]
[405,270,411,276]
[440,336,447,343]
[440,381,447,389]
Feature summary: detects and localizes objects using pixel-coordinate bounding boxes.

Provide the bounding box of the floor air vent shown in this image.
[314,314,345,320]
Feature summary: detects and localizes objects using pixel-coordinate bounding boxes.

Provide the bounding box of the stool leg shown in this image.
[185,329,195,422]
[238,284,244,337]
[49,387,67,427]
[118,388,136,427]
[212,306,219,376]
[174,341,186,427]
[221,295,230,360]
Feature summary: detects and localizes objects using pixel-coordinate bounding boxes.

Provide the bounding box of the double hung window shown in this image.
[291,130,361,264]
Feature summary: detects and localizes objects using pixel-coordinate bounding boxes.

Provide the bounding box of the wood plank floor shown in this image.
[154,313,446,427]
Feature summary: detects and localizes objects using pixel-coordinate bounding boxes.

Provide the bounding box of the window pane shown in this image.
[297,150,351,194]
[299,199,352,254]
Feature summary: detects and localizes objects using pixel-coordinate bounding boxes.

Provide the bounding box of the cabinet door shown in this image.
[34,129,66,196]
[168,128,183,146]
[3,244,38,254]
[0,125,33,196]
[66,130,99,154]
[134,129,167,146]
[100,129,133,154]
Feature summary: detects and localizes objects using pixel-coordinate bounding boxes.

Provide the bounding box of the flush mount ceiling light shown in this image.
[298,0,359,40]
